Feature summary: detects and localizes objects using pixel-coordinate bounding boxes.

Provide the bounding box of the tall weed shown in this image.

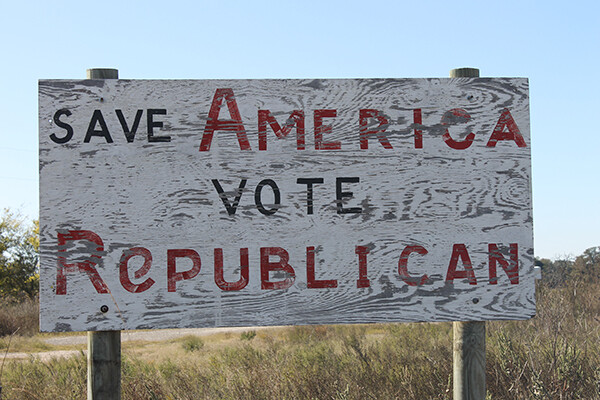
[1,280,599,399]
[0,297,38,337]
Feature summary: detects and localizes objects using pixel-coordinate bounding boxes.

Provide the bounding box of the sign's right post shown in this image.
[451,67,486,400]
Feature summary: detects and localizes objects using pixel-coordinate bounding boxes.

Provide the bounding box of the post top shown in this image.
[86,68,119,79]
[450,68,480,78]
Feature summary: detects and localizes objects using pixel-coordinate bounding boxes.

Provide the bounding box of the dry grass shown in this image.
[1,281,599,399]
[0,297,38,337]
[0,335,53,353]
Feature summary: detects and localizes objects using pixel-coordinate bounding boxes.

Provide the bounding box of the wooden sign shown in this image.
[38,78,534,332]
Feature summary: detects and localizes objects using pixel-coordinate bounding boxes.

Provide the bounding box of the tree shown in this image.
[0,208,39,301]
[536,255,574,288]
[572,246,600,282]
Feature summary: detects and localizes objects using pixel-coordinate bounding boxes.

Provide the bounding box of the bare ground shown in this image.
[3,326,282,361]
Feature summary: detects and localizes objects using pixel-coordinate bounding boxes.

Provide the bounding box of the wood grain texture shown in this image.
[453,321,486,400]
[86,69,118,80]
[88,331,121,400]
[38,78,534,332]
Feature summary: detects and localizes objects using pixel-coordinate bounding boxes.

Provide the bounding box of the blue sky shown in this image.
[1,0,598,259]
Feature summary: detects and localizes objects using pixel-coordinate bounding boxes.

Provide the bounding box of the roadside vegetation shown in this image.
[1,209,599,399]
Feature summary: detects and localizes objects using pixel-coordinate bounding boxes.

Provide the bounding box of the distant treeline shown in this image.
[536,246,600,287]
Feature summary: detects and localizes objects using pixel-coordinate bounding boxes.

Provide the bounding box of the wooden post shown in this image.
[88,331,121,400]
[450,67,480,79]
[86,68,121,400]
[87,68,119,80]
[451,66,486,400]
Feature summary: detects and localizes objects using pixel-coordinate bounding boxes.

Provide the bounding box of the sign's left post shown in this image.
[85,68,121,400]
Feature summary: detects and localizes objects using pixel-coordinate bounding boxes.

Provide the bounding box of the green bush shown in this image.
[240,330,256,341]
[0,209,39,301]
[180,335,204,352]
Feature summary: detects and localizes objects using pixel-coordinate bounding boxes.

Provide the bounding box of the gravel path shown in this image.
[44,326,282,346]
[4,326,283,361]
[4,349,86,362]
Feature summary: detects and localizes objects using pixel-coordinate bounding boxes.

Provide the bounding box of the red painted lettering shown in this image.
[167,249,201,292]
[56,230,109,295]
[119,247,155,293]
[214,248,249,291]
[355,245,371,288]
[258,110,305,150]
[398,245,429,286]
[260,247,295,289]
[445,243,477,285]
[413,109,423,149]
[359,109,393,150]
[306,246,337,288]
[486,109,526,147]
[314,109,341,150]
[489,243,519,284]
[442,108,475,149]
[199,88,251,151]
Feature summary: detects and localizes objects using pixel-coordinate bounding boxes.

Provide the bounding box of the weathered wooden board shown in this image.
[38,78,533,332]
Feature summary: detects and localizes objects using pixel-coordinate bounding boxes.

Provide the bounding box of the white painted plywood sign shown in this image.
[38,78,533,332]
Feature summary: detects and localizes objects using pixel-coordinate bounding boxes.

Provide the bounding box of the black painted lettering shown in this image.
[84,110,113,143]
[336,177,362,214]
[296,178,324,215]
[255,179,281,216]
[116,109,143,143]
[50,109,74,144]
[212,179,247,215]
[147,109,170,142]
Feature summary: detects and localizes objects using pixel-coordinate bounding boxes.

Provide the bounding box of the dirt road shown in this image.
[3,326,282,362]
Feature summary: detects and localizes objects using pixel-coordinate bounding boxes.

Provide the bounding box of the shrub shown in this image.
[180,335,204,352]
[240,330,256,341]
[0,209,39,301]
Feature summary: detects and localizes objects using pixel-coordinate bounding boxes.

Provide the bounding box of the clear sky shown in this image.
[0,0,598,259]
